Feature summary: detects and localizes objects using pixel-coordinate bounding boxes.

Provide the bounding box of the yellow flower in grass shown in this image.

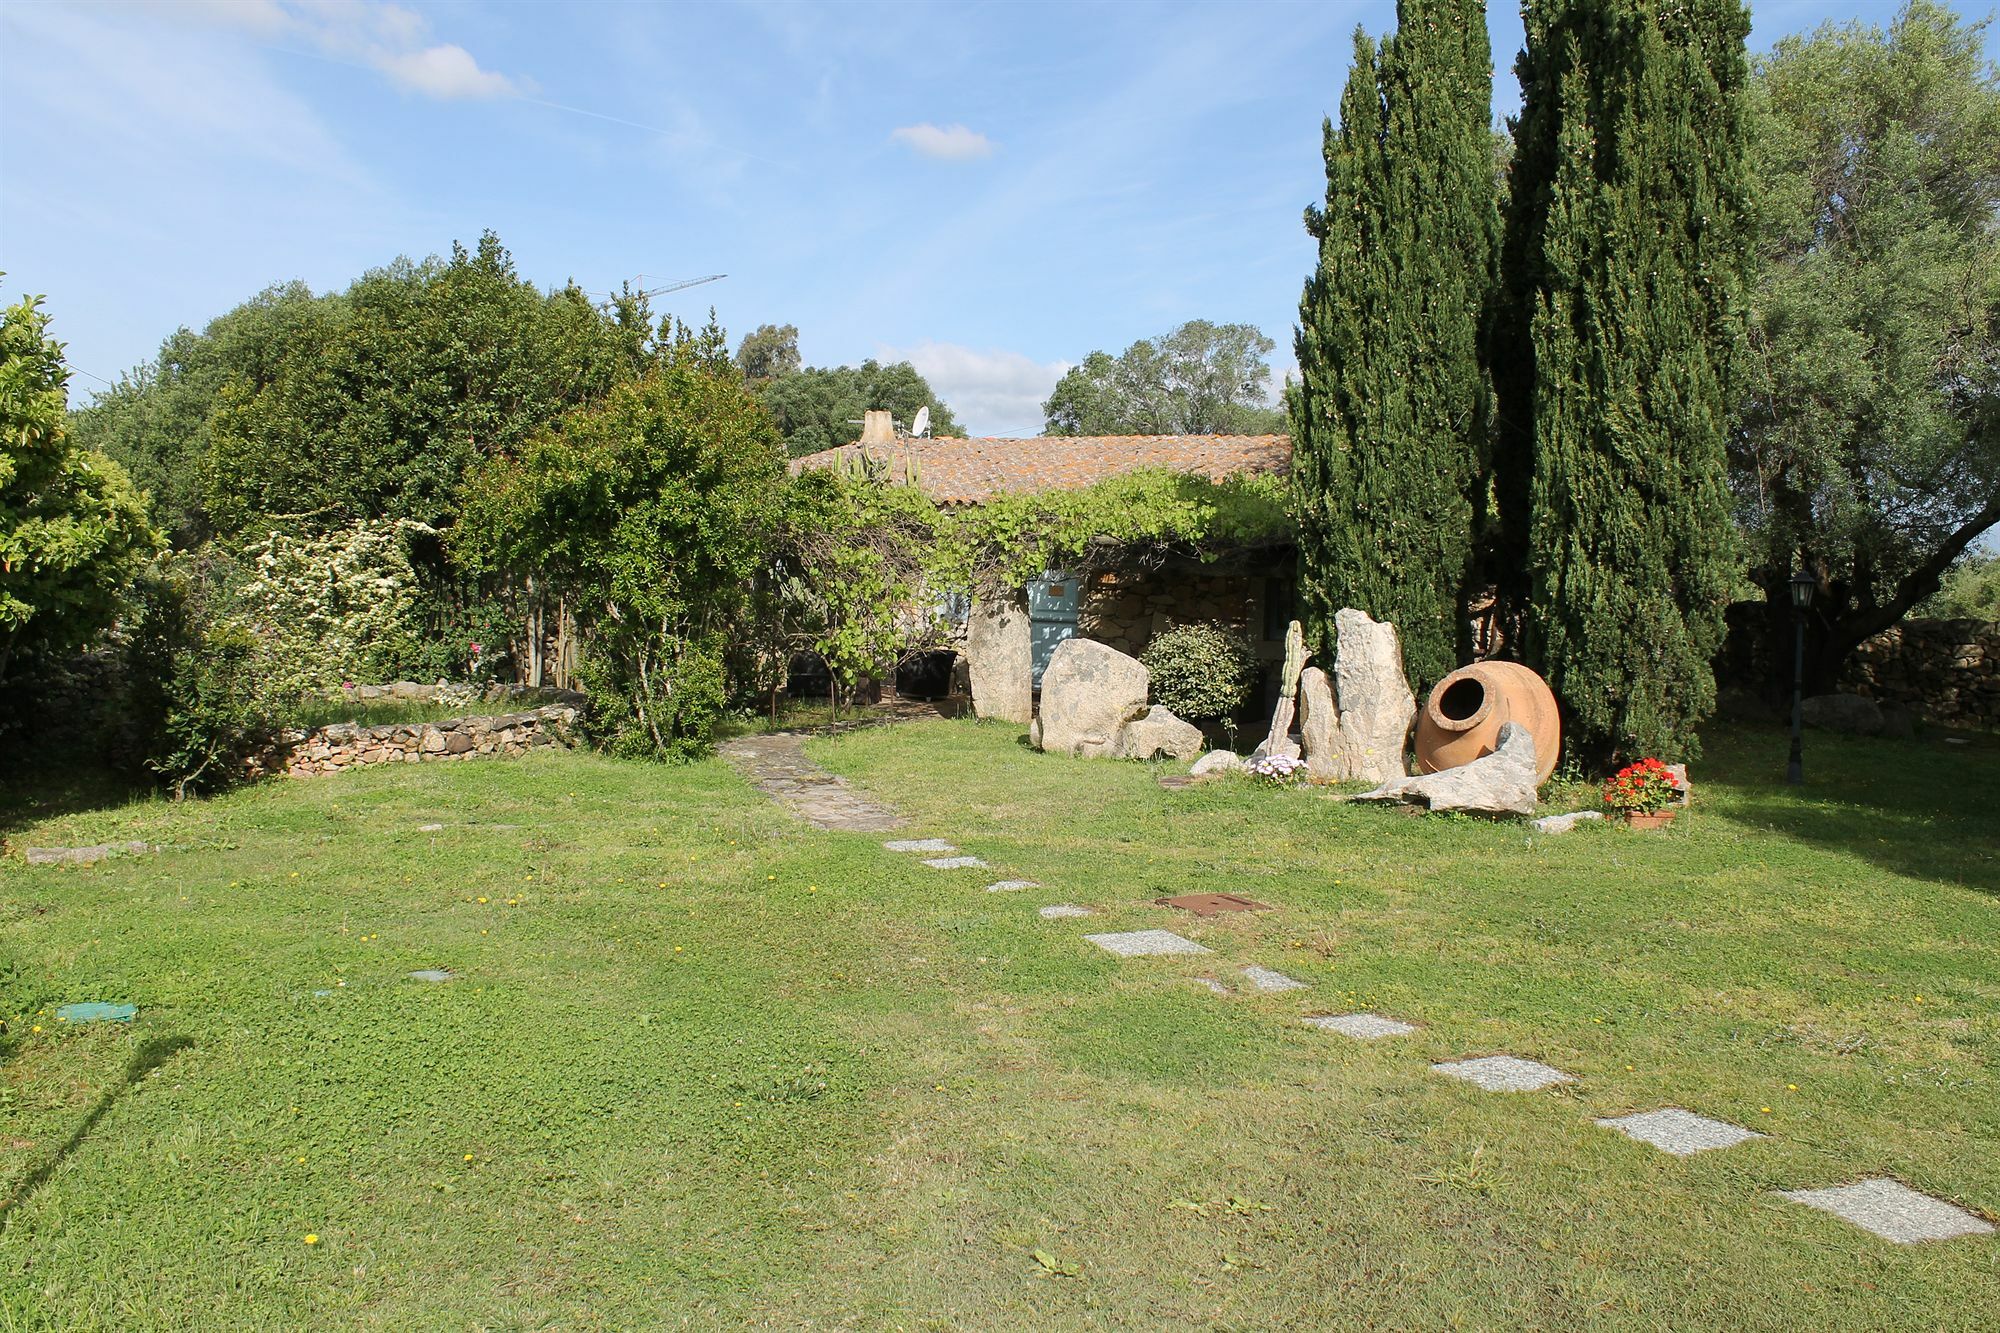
[303,1234,319,1246]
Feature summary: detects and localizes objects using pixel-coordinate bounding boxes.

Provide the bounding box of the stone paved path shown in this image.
[717,733,904,832]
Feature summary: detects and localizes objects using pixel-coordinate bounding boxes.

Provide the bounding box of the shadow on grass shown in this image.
[0,764,154,844]
[0,1034,193,1234]
[1703,721,2000,895]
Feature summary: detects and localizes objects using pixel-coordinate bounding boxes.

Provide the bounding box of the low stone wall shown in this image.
[315,681,583,707]
[1840,618,1999,730]
[260,705,579,778]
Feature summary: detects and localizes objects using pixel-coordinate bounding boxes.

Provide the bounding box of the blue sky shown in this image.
[2,0,1988,435]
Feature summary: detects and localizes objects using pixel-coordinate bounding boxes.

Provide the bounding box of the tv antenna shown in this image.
[911,406,931,438]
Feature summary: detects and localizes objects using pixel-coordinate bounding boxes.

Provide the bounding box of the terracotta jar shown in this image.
[1414,661,1562,784]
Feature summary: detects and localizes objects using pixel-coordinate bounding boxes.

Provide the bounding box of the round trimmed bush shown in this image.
[1140,622,1257,722]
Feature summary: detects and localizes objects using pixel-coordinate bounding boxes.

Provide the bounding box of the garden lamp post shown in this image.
[1786,568,1815,785]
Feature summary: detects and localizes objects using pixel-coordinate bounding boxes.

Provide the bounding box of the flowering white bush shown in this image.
[1248,753,1308,785]
[228,520,434,701]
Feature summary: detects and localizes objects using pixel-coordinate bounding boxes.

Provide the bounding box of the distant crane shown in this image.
[585,273,726,303]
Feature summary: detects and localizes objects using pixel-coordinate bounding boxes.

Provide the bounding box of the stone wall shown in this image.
[1839,618,1999,730]
[258,705,580,778]
[315,681,582,707]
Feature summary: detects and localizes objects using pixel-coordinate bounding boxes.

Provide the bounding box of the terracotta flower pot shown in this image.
[1414,661,1562,784]
[1623,810,1677,830]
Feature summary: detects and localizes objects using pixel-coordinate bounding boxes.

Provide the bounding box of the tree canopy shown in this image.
[1042,321,1286,436]
[1736,0,2000,688]
[1,289,158,683]
[750,351,962,457]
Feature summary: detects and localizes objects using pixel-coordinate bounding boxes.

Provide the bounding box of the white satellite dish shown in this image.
[911,406,931,438]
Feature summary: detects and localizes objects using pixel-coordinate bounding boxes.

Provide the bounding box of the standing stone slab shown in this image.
[967,591,1034,725]
[1432,1055,1573,1092]
[1240,965,1307,992]
[1297,666,1342,781]
[1035,638,1151,759]
[1331,608,1417,783]
[1083,929,1211,957]
[1779,1179,1994,1244]
[1596,1108,1761,1156]
[884,838,956,853]
[922,856,988,870]
[1306,1013,1416,1040]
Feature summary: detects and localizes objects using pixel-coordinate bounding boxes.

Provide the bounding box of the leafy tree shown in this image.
[1735,1,2000,689]
[1921,551,2000,621]
[459,335,786,759]
[1,290,158,684]
[1043,321,1285,435]
[735,323,802,383]
[1291,0,1499,689]
[1501,0,1753,763]
[69,233,654,544]
[755,359,961,457]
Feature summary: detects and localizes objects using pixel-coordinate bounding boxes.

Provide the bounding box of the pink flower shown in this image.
[469,642,482,654]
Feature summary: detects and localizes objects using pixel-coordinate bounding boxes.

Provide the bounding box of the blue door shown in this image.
[1027,572,1081,686]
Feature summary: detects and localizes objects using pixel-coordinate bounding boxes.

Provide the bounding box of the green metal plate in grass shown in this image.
[56,1002,137,1023]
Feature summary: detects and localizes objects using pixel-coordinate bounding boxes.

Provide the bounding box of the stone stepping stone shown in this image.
[884,838,956,853]
[1779,1178,1995,1244]
[1040,904,1093,919]
[985,880,1040,892]
[1083,929,1211,958]
[1240,965,1307,992]
[407,969,456,983]
[418,823,445,832]
[24,841,150,866]
[922,856,987,869]
[1596,1108,1761,1156]
[1306,1012,1415,1040]
[1194,977,1231,996]
[1432,1055,1574,1092]
[55,1002,137,1024]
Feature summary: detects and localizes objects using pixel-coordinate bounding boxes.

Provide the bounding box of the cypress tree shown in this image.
[1502,0,1751,763]
[1291,0,1500,690]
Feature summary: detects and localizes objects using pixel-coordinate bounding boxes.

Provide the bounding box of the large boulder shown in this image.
[1352,722,1539,817]
[1332,609,1416,783]
[1035,638,1151,758]
[1801,693,1885,736]
[1118,705,1205,761]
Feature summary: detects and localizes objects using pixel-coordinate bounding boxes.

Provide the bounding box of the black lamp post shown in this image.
[1786,568,1815,785]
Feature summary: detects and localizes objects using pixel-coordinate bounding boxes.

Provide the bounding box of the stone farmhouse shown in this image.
[792,411,1297,726]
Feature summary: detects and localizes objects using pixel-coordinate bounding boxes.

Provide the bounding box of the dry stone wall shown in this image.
[258,705,579,778]
[1839,619,1999,730]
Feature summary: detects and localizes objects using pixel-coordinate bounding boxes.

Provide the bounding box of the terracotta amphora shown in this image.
[1414,661,1561,784]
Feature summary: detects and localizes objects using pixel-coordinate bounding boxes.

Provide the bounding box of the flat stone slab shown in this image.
[418,823,445,832]
[1083,929,1211,957]
[24,841,150,866]
[1194,977,1232,996]
[1596,1107,1761,1155]
[1040,904,1093,919]
[1532,810,1605,835]
[1780,1178,1995,1244]
[407,969,456,983]
[883,838,956,853]
[1306,1012,1416,1040]
[922,856,988,870]
[985,880,1039,892]
[718,733,904,832]
[1240,965,1307,992]
[1432,1055,1574,1092]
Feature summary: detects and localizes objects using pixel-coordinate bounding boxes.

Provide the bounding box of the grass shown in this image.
[0,718,1995,1328]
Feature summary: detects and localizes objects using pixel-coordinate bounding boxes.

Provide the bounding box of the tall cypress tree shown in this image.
[1501,0,1751,763]
[1291,0,1500,690]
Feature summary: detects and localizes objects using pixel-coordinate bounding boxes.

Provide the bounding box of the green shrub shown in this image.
[1140,622,1257,723]
[127,563,280,799]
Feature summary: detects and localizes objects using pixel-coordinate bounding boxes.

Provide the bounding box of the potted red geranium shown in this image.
[1603,757,1685,829]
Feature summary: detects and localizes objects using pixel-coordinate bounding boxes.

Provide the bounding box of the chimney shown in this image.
[859,409,895,444]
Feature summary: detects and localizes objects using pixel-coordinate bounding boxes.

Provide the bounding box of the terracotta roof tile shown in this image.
[790,434,1291,504]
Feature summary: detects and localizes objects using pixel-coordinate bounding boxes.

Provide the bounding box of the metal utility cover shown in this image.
[1154,892,1273,916]
[56,1002,136,1024]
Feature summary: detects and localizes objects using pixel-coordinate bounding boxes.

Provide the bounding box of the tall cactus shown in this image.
[1260,619,1310,757]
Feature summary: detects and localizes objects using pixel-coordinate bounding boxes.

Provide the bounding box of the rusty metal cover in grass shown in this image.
[1154,892,1273,916]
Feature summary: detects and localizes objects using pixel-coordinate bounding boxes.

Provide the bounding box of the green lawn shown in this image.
[1,719,1995,1329]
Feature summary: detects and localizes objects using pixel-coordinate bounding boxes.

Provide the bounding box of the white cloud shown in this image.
[881,341,1068,437]
[163,0,518,99]
[375,43,516,99]
[889,122,994,162]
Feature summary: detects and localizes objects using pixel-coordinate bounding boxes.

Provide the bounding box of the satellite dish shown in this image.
[912,406,931,438]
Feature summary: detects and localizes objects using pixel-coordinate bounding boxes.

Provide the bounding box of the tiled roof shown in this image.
[790,434,1291,505]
